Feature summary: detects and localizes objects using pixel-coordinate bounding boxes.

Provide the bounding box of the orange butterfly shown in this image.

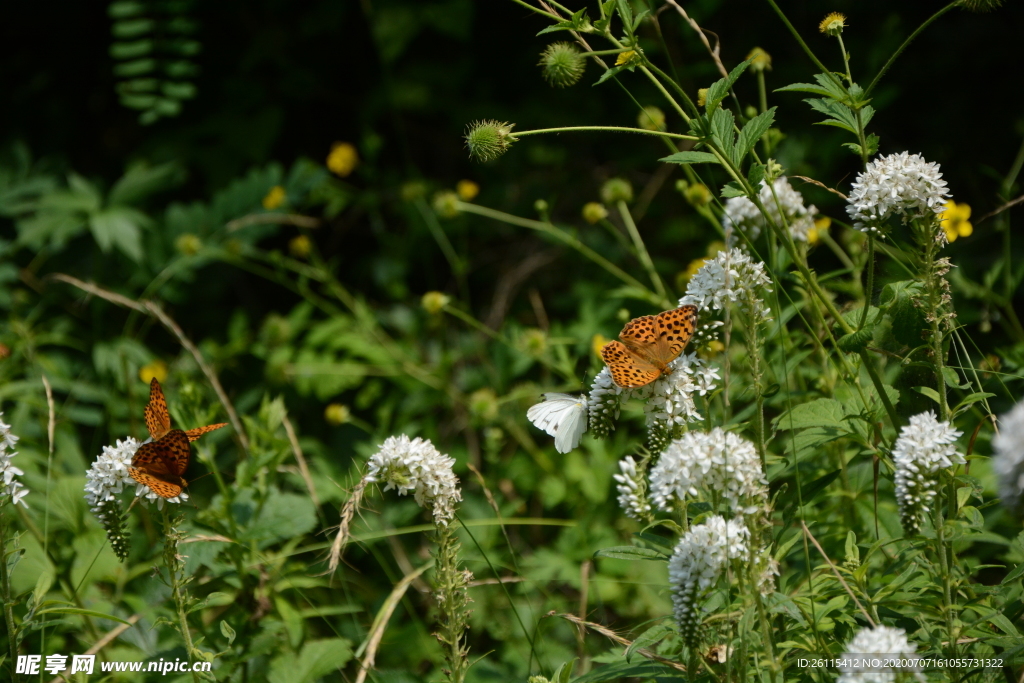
[128,378,228,498]
[600,306,698,388]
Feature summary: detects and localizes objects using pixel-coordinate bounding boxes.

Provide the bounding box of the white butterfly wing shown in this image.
[527,393,588,454]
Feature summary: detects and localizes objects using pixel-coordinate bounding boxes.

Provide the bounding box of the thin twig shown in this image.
[663,0,729,79]
[281,413,321,509]
[225,212,321,232]
[800,521,876,627]
[976,193,1024,225]
[790,175,849,201]
[550,612,687,673]
[354,562,433,683]
[51,274,249,451]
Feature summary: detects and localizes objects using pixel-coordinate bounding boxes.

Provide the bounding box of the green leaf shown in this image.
[553,659,577,683]
[913,386,942,404]
[108,162,183,206]
[942,366,970,389]
[705,59,750,113]
[801,470,841,503]
[710,108,736,164]
[659,151,719,165]
[89,207,147,262]
[220,620,236,645]
[572,661,681,682]
[35,608,134,624]
[735,107,775,163]
[237,490,317,548]
[625,622,675,662]
[720,181,745,198]
[774,398,847,431]
[747,162,765,187]
[952,392,996,417]
[1002,561,1024,585]
[775,82,834,97]
[593,65,628,86]
[805,98,858,133]
[631,9,650,32]
[837,326,873,353]
[594,546,668,561]
[616,0,633,33]
[268,638,353,683]
[845,531,859,565]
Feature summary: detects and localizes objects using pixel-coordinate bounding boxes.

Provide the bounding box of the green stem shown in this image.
[163,511,201,683]
[746,304,767,469]
[455,202,657,301]
[762,0,842,87]
[507,0,559,20]
[858,235,875,330]
[616,200,668,303]
[0,514,20,683]
[934,498,959,682]
[642,62,700,121]
[512,126,697,143]
[865,1,960,97]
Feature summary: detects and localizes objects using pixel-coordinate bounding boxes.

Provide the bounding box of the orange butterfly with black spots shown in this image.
[128,378,228,498]
[600,305,698,388]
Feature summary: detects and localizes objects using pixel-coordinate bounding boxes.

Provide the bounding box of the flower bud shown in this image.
[637,105,666,131]
[433,191,460,219]
[289,235,311,258]
[421,291,451,314]
[746,47,772,72]
[818,12,847,36]
[533,198,549,216]
[175,233,202,255]
[464,120,515,162]
[600,178,633,204]
[676,180,711,207]
[469,388,499,422]
[327,142,359,177]
[324,403,350,426]
[539,42,586,88]
[582,202,608,224]
[520,328,547,357]
[400,181,427,202]
[262,185,286,210]
[697,88,708,107]
[456,179,479,201]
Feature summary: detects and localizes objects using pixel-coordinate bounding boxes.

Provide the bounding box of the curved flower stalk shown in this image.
[993,399,1024,516]
[892,411,964,534]
[723,176,818,244]
[846,151,950,236]
[0,414,28,508]
[649,428,767,516]
[669,516,748,643]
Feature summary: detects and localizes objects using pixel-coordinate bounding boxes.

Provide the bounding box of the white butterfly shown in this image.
[526,393,588,454]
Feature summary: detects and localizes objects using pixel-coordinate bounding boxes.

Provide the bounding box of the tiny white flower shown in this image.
[84,437,187,513]
[680,247,772,324]
[633,353,719,430]
[587,367,626,438]
[669,516,748,641]
[613,455,651,520]
[837,625,923,683]
[892,411,964,534]
[650,428,767,516]
[722,177,818,244]
[993,399,1024,515]
[366,435,461,525]
[0,413,28,507]
[846,151,950,234]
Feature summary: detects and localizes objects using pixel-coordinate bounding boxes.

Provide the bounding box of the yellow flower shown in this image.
[592,333,610,359]
[582,202,608,224]
[456,179,479,201]
[939,201,973,242]
[175,233,201,256]
[818,12,847,35]
[615,50,637,66]
[139,360,168,384]
[262,185,286,210]
[289,235,311,258]
[324,403,350,426]
[808,216,831,246]
[707,340,725,354]
[746,47,772,72]
[327,142,359,177]
[421,291,451,314]
[697,88,708,107]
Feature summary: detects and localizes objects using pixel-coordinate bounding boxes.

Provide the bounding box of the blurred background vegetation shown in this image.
[2,0,1023,681]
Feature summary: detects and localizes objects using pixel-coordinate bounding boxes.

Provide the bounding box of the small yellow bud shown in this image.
[818,12,847,36]
[637,106,666,131]
[421,291,451,314]
[327,142,359,177]
[707,340,725,354]
[697,88,709,107]
[289,235,311,258]
[175,233,202,256]
[456,179,479,201]
[615,50,638,66]
[746,47,772,72]
[139,360,168,384]
[262,185,286,210]
[582,202,608,224]
[677,180,711,208]
[433,191,460,219]
[324,403,350,426]
[808,216,831,246]
[601,178,633,204]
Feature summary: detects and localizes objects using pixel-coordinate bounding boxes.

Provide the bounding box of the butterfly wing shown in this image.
[129,430,190,498]
[600,340,662,388]
[185,422,228,442]
[651,305,698,366]
[145,378,172,441]
[527,393,588,454]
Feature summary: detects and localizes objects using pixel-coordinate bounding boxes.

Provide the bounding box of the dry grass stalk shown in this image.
[551,612,687,673]
[354,562,432,683]
[327,477,368,574]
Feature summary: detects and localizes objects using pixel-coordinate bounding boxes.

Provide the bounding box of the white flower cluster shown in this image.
[669,515,748,641]
[993,399,1024,515]
[365,434,461,525]
[680,247,773,323]
[722,177,818,244]
[846,152,950,234]
[837,625,922,683]
[83,437,187,511]
[634,353,720,429]
[893,411,964,533]
[649,428,767,515]
[0,413,28,507]
[587,367,625,438]
[613,456,651,521]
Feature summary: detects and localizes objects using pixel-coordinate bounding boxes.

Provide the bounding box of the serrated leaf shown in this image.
[805,98,858,133]
[710,107,736,163]
[801,470,841,503]
[720,181,745,198]
[89,207,146,262]
[659,151,719,165]
[775,82,834,97]
[774,398,847,430]
[706,59,751,114]
[632,9,650,31]
[572,661,680,682]
[594,546,668,561]
[837,326,873,353]
[594,65,628,86]
[616,0,633,32]
[735,107,775,164]
[747,162,765,187]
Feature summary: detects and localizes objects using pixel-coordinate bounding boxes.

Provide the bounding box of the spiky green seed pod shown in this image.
[464,120,515,162]
[959,0,1003,10]
[539,42,586,88]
